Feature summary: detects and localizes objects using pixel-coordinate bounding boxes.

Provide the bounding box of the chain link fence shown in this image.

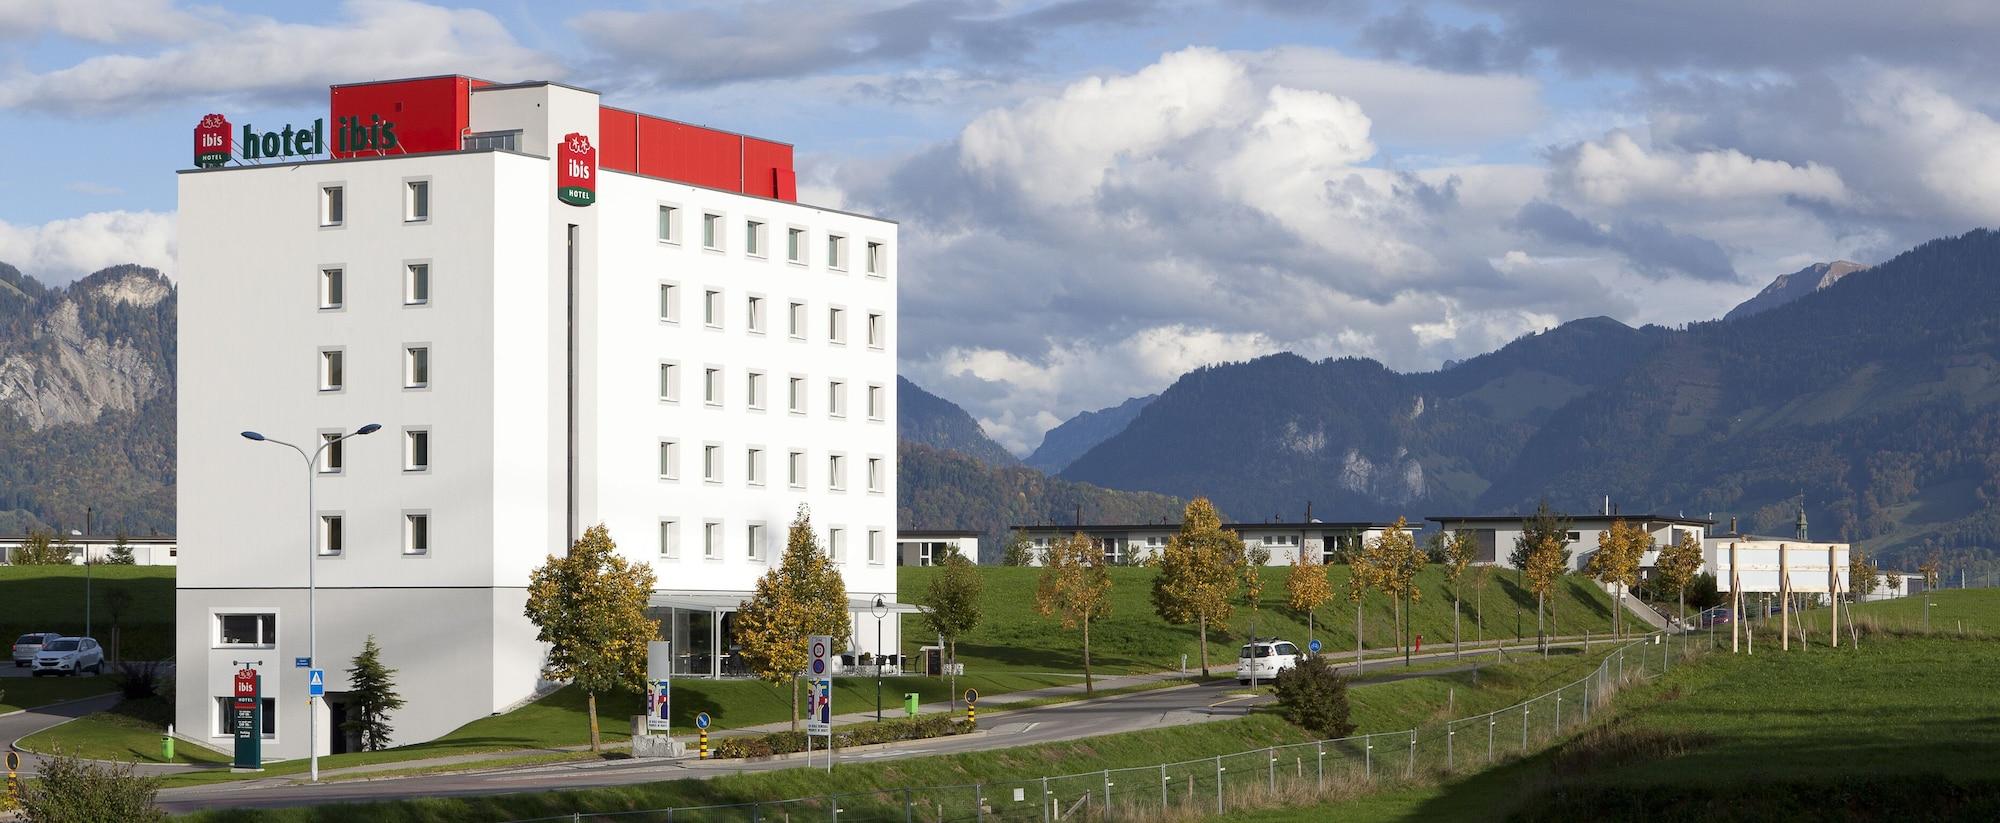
[506,633,1690,823]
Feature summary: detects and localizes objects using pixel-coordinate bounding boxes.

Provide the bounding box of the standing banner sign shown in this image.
[231,668,262,770]
[805,635,833,736]
[645,641,672,734]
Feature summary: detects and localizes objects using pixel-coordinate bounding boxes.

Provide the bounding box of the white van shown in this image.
[1236,639,1301,684]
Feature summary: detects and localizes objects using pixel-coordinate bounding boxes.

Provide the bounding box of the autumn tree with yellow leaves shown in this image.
[1655,530,1705,633]
[1517,501,1573,652]
[734,505,852,731]
[1286,543,1333,648]
[524,525,659,752]
[1038,531,1115,693]
[1438,528,1476,659]
[1366,518,1424,665]
[1587,520,1650,638]
[1150,498,1242,676]
[1345,535,1379,672]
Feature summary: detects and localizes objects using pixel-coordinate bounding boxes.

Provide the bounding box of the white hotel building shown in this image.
[177,76,901,758]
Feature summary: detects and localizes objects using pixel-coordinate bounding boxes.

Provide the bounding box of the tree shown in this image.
[523,524,659,752]
[1151,498,1242,676]
[1654,531,1705,635]
[1366,518,1423,664]
[1285,546,1333,647]
[342,635,406,751]
[1586,520,1649,638]
[1346,538,1379,672]
[15,747,167,822]
[1036,532,1113,693]
[106,533,137,566]
[11,529,68,565]
[1849,549,1879,600]
[1000,530,1036,566]
[735,505,852,731]
[1517,501,1573,652]
[1241,544,1271,644]
[1271,654,1355,739]
[1439,528,1476,659]
[920,551,983,709]
[1919,554,1943,591]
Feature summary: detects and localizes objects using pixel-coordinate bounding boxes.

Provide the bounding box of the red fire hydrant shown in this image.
[1415,634,1423,654]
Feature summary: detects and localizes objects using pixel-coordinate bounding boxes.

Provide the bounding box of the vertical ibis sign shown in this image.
[195,114,232,168]
[557,132,596,206]
[231,667,262,770]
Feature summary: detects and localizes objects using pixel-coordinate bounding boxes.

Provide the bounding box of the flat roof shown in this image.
[0,534,175,543]
[1015,521,1399,532]
[898,530,981,538]
[1427,514,1715,526]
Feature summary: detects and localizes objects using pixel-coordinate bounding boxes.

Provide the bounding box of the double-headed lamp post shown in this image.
[871,595,888,722]
[241,423,381,783]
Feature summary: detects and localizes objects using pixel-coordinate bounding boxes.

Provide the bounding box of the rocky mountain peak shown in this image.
[1725,260,1868,321]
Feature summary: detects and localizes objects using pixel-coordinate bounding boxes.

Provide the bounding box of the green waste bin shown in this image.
[903,693,920,717]
[161,733,175,761]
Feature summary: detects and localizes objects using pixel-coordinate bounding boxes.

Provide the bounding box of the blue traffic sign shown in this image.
[307,669,325,697]
[694,711,711,729]
[294,657,312,668]
[1308,639,1322,654]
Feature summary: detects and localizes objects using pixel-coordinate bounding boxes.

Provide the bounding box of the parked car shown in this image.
[1699,608,1734,627]
[12,632,61,667]
[32,636,103,677]
[1237,639,1302,684]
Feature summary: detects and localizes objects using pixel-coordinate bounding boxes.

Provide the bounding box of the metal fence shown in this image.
[505,633,1689,823]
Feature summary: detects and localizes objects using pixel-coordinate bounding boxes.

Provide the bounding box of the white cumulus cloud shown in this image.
[0,211,176,283]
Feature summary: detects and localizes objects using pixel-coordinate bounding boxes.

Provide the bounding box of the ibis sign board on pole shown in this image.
[231,668,262,770]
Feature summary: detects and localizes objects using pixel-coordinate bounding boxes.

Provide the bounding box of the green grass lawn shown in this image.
[18,696,228,766]
[0,565,176,659]
[899,565,1634,676]
[0,674,119,713]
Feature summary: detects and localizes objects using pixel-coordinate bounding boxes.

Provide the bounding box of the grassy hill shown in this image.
[0,565,175,658]
[898,565,1638,675]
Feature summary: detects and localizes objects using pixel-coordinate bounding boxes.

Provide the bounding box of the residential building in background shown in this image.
[895,529,980,566]
[1013,521,1403,566]
[1428,513,1712,573]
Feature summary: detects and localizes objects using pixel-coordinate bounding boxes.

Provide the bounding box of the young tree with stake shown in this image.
[1150,498,1240,676]
[523,525,659,752]
[1037,532,1114,693]
[1286,543,1333,648]
[1439,528,1475,659]
[1366,518,1423,665]
[1345,538,1379,673]
[735,505,851,731]
[1517,502,1573,653]
[1655,531,1705,640]
[1587,520,1648,639]
[920,551,983,710]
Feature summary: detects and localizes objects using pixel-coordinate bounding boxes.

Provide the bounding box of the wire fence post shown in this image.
[753,802,762,823]
[975,784,984,823]
[1406,730,1416,779]
[1267,747,1276,793]
[1487,716,1495,762]
[1365,735,1373,780]
[904,788,913,823]
[1042,777,1050,823]
[1161,764,1169,812]
[1522,706,1529,750]
[1556,693,1562,730]
[1215,755,1224,815]
[830,792,839,823]
[1103,769,1112,819]
[1317,741,1325,789]
[1446,724,1455,770]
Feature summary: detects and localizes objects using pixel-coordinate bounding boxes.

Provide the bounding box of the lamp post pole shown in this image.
[871,595,888,723]
[242,424,380,784]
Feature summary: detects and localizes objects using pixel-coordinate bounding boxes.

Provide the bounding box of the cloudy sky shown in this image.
[5,1,1999,453]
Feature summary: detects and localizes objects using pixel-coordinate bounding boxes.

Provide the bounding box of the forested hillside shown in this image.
[896,441,1189,562]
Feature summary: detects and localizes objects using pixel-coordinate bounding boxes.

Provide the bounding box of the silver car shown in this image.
[12,632,61,667]
[32,637,103,677]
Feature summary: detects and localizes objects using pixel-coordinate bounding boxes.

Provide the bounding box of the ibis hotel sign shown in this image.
[557,132,596,206]
[192,114,401,167]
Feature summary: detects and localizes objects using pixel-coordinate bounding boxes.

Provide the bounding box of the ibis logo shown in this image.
[194,114,232,168]
[557,132,596,207]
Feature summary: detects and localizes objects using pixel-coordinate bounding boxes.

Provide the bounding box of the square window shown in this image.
[405,429,430,471]
[828,380,846,417]
[319,514,343,555]
[747,295,765,333]
[704,367,722,406]
[704,521,721,559]
[746,447,765,486]
[867,384,884,420]
[746,220,765,257]
[658,440,680,480]
[658,205,680,244]
[405,180,430,222]
[747,523,766,561]
[320,185,345,227]
[319,349,344,391]
[319,267,344,309]
[828,453,846,490]
[788,301,806,339]
[866,241,884,275]
[869,530,884,564]
[867,457,883,493]
[788,450,806,488]
[788,376,806,414]
[703,213,722,250]
[405,263,430,305]
[828,307,846,344]
[215,613,276,647]
[214,696,277,738]
[867,313,884,348]
[746,371,766,409]
[704,290,722,328]
[827,235,847,270]
[659,283,680,323]
[405,346,430,389]
[659,362,680,402]
[319,432,342,474]
[659,519,680,558]
[404,513,430,555]
[787,227,805,263]
[703,443,721,483]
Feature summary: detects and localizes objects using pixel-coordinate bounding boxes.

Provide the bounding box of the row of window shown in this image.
[318,264,431,310]
[656,441,885,492]
[318,346,430,392]
[657,366,886,419]
[314,511,430,556]
[318,180,429,227]
[659,520,885,565]
[658,205,887,276]
[659,284,886,348]
[314,428,430,473]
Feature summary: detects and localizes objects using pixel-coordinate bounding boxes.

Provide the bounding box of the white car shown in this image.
[1237,639,1302,684]
[32,636,103,677]
[13,632,61,667]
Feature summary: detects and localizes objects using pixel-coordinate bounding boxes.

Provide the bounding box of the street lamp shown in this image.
[71,529,89,641]
[241,423,380,783]
[871,595,888,723]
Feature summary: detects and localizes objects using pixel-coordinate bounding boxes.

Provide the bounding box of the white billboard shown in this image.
[1709,541,1850,593]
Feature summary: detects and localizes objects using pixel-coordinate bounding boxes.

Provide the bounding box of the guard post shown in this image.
[695,711,710,759]
[6,750,19,804]
[965,688,979,726]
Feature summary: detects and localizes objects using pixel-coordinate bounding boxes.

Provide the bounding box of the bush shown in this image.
[113,659,165,700]
[1272,655,1355,739]
[712,714,975,759]
[15,748,166,822]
